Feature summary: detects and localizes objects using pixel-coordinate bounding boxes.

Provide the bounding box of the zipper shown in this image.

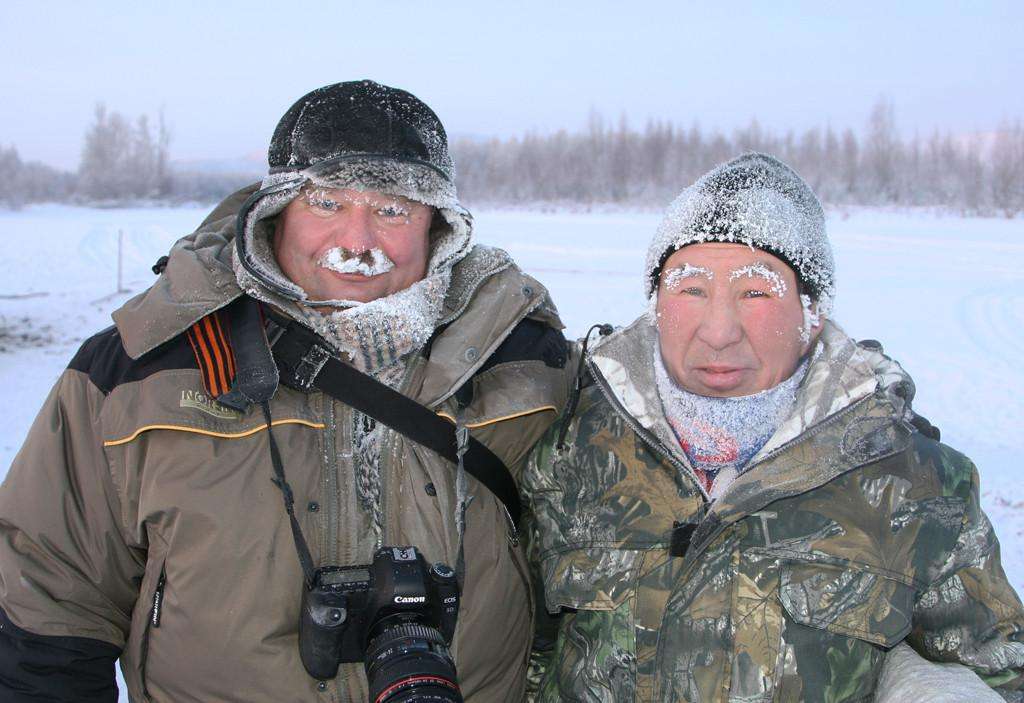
[684,395,889,562]
[150,570,166,627]
[743,394,873,474]
[586,355,710,503]
[323,398,339,563]
[321,394,346,702]
[377,353,425,547]
[140,563,166,700]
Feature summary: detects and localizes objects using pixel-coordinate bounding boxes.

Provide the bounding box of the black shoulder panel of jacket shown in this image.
[0,607,120,702]
[68,325,197,396]
[480,317,568,374]
[909,411,941,441]
[453,318,569,409]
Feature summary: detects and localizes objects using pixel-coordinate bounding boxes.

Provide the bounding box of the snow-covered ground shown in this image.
[1,203,1022,697]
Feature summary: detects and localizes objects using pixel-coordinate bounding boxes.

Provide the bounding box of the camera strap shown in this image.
[260,401,318,586]
[268,317,523,530]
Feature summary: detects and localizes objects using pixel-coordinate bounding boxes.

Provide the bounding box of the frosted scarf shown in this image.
[277,269,449,380]
[654,348,810,494]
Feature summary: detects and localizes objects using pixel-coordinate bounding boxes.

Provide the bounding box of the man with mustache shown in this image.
[0,81,571,701]
[524,153,1024,701]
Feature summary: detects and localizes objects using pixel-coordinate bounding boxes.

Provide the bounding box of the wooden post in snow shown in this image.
[117,229,125,293]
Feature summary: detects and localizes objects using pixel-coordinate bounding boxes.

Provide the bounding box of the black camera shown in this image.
[299,545,462,702]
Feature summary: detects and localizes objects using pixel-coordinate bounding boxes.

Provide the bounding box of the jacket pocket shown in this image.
[125,554,167,702]
[535,548,641,702]
[540,547,643,612]
[778,560,915,647]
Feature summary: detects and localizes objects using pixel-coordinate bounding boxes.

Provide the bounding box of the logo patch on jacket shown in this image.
[180,390,242,420]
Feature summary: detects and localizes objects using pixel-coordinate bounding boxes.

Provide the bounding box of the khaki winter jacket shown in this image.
[0,188,572,702]
[524,316,1024,702]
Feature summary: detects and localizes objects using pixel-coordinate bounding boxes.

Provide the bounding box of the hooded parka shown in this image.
[524,316,1024,702]
[0,186,572,702]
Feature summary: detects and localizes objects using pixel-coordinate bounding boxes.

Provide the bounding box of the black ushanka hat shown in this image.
[267,80,454,181]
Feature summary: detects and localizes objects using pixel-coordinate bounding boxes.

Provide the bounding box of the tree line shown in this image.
[0,104,257,209]
[453,99,1024,218]
[2,99,1022,217]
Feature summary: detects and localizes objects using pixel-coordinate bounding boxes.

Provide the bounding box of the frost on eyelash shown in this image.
[663,264,714,291]
[729,263,787,297]
[305,187,411,218]
[318,247,396,276]
[303,187,336,208]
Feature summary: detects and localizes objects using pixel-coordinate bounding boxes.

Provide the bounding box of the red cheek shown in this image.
[740,304,801,345]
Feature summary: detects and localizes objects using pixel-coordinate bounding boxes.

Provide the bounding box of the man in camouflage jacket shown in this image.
[524,154,1024,702]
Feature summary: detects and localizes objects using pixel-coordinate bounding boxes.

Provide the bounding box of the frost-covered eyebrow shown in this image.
[729,259,782,275]
[663,263,714,291]
[302,187,415,209]
[728,261,788,297]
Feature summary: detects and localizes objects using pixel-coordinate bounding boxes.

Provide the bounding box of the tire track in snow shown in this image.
[958,285,1024,369]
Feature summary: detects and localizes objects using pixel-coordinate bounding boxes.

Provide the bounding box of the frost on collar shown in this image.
[644,152,835,314]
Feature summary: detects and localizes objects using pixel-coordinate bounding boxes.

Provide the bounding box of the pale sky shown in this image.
[2,0,1021,170]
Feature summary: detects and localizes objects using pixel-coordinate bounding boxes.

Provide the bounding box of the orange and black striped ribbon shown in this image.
[185,311,236,398]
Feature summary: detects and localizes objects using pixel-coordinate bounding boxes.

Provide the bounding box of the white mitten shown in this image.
[875,642,1003,703]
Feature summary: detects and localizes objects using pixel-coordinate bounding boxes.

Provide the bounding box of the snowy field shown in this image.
[1,203,1023,697]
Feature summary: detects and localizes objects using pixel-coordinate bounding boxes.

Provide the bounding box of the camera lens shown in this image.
[365,621,462,703]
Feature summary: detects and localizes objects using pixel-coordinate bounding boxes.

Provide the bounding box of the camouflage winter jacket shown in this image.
[523,316,1024,702]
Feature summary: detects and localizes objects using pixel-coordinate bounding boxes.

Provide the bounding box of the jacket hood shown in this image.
[233,166,472,308]
[112,187,561,405]
[587,316,915,471]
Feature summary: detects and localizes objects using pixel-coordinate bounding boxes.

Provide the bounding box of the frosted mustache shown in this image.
[317,247,396,276]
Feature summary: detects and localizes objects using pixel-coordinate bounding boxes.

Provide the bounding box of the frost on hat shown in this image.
[645,153,835,306]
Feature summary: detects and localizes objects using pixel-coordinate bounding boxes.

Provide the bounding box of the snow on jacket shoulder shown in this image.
[0,189,573,702]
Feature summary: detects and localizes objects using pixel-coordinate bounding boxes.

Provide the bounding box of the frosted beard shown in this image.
[235,228,453,383]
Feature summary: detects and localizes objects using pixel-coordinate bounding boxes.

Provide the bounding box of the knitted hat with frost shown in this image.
[645,153,834,308]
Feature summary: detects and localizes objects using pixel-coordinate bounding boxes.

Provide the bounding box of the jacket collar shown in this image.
[588,316,691,468]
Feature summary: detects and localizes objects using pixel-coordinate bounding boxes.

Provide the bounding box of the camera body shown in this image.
[299,545,460,690]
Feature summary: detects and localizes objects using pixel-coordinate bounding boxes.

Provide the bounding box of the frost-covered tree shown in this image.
[0,145,72,209]
[77,104,171,201]
[0,146,22,208]
[865,97,899,202]
[450,103,1021,216]
[991,122,1024,217]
